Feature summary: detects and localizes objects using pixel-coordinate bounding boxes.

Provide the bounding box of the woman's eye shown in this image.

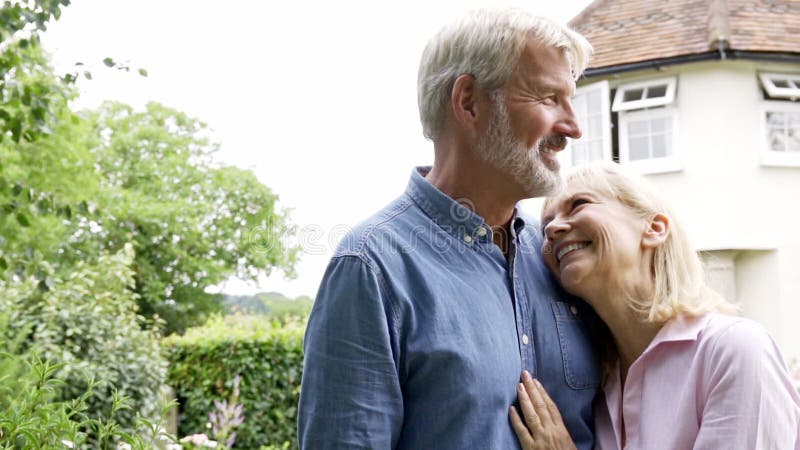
[571,198,589,210]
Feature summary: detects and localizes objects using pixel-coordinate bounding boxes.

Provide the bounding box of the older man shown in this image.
[298,9,598,450]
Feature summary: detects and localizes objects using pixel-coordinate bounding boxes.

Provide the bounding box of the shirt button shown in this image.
[522,334,529,345]
[463,235,473,243]
[476,227,487,237]
[570,305,578,315]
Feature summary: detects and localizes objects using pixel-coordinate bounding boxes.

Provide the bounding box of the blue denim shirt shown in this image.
[298,167,599,449]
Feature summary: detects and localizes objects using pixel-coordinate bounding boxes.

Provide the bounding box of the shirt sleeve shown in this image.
[297,254,403,449]
[694,319,800,450]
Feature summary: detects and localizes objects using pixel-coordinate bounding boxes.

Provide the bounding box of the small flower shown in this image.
[117,442,132,450]
[180,433,211,446]
[166,444,183,450]
[61,440,75,449]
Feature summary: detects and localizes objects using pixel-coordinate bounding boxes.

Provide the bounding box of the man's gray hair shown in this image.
[417,8,593,141]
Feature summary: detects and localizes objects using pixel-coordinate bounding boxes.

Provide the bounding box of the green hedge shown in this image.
[164,315,305,449]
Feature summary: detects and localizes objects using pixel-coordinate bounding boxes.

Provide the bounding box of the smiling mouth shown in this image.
[538,135,567,154]
[557,241,591,262]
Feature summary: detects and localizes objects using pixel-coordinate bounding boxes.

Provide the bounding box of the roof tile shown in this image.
[569,0,800,69]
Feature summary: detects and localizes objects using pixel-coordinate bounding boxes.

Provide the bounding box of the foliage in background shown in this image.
[0,319,176,449]
[2,0,298,337]
[2,2,302,446]
[79,101,298,334]
[0,244,168,443]
[164,315,305,449]
[223,292,312,319]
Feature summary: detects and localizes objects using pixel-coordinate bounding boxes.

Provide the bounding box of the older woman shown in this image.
[510,162,800,449]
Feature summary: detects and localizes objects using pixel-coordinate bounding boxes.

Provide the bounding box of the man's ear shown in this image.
[450,74,486,131]
[642,213,670,249]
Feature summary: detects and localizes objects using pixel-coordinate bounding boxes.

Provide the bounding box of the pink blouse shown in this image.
[594,313,800,450]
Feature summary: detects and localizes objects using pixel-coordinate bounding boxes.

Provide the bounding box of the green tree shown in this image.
[1,2,298,335]
[83,101,297,334]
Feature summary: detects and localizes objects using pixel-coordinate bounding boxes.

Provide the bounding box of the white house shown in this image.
[554,0,800,360]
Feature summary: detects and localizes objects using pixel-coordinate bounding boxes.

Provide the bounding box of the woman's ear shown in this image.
[642,213,670,249]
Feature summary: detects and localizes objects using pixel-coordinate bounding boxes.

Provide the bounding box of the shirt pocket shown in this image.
[551,301,600,390]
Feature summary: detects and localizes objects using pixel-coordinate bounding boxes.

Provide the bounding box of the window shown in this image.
[612,77,676,111]
[760,103,800,167]
[563,80,611,167]
[759,72,800,100]
[613,77,680,174]
[759,73,800,167]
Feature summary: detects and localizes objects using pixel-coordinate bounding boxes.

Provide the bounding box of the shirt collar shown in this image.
[644,313,713,353]
[602,313,714,405]
[405,166,526,245]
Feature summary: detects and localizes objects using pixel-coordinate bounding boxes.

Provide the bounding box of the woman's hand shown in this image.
[509,370,577,450]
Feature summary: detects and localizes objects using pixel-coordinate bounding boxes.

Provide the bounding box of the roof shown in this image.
[569,0,800,70]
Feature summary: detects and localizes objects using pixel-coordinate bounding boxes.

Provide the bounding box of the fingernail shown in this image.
[517,383,524,392]
[533,378,542,388]
[521,370,532,381]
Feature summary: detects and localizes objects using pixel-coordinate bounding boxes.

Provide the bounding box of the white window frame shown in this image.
[618,106,682,174]
[612,77,677,112]
[562,80,612,168]
[759,72,800,100]
[759,101,800,167]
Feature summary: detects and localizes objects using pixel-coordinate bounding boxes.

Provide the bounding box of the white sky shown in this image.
[41,0,593,298]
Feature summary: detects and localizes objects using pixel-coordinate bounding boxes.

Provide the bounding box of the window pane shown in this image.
[773,79,791,88]
[652,134,668,158]
[628,119,649,136]
[651,117,667,133]
[767,112,786,129]
[573,93,587,116]
[646,85,668,98]
[587,90,601,112]
[769,131,786,152]
[589,116,602,137]
[788,112,800,129]
[789,122,800,152]
[788,133,800,152]
[572,143,588,165]
[623,88,644,102]
[591,140,604,160]
[629,136,650,160]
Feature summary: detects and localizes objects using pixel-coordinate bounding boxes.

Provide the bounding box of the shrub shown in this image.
[0,333,175,449]
[0,244,168,443]
[164,315,305,449]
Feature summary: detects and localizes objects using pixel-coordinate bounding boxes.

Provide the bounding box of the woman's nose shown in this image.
[544,217,569,240]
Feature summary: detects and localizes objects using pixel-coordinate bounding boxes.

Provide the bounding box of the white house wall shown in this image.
[599,60,800,360]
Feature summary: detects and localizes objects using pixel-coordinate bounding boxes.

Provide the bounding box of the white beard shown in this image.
[473,91,563,198]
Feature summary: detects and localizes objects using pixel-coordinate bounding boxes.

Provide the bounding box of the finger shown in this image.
[517,382,544,434]
[509,406,535,448]
[522,372,552,426]
[535,378,565,424]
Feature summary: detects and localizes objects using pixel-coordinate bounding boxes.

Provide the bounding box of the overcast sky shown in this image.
[41,0,594,298]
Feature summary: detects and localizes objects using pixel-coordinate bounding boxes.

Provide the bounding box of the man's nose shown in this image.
[555,99,582,140]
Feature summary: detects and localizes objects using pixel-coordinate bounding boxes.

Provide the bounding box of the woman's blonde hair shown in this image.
[544,162,737,323]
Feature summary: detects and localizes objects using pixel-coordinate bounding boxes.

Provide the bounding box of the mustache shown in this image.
[538,135,568,151]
